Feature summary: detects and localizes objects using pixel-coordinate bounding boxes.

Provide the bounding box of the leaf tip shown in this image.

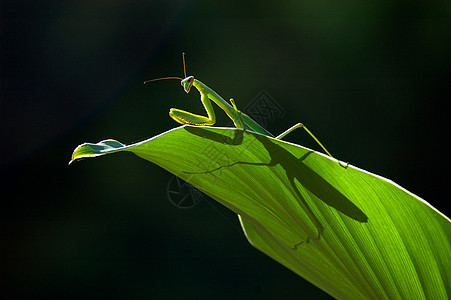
[68,139,125,165]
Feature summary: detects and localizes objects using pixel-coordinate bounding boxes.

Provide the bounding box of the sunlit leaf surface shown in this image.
[71,125,451,299]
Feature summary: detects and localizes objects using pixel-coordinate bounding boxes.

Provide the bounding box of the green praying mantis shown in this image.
[145,54,343,166]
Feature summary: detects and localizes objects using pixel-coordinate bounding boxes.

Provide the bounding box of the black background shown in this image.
[1,0,450,299]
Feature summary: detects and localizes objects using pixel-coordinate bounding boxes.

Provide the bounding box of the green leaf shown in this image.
[71,125,451,299]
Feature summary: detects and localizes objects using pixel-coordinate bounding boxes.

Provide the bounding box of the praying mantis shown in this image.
[144,53,340,164]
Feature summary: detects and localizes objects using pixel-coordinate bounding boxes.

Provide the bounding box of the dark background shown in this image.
[1,0,450,299]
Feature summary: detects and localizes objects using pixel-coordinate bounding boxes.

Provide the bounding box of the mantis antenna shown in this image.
[143,53,188,84]
[143,77,182,84]
[182,52,187,77]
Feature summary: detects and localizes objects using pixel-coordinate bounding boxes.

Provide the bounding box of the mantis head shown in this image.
[181,76,194,93]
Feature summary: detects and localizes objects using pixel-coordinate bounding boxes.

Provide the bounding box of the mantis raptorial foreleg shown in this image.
[170,92,216,126]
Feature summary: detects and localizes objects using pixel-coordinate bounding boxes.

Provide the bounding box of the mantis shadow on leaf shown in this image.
[184,125,245,145]
[184,126,368,228]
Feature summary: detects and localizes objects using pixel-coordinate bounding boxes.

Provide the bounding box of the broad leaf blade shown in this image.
[71,125,451,299]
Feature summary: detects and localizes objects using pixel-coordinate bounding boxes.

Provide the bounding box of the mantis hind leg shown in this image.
[276,123,348,168]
